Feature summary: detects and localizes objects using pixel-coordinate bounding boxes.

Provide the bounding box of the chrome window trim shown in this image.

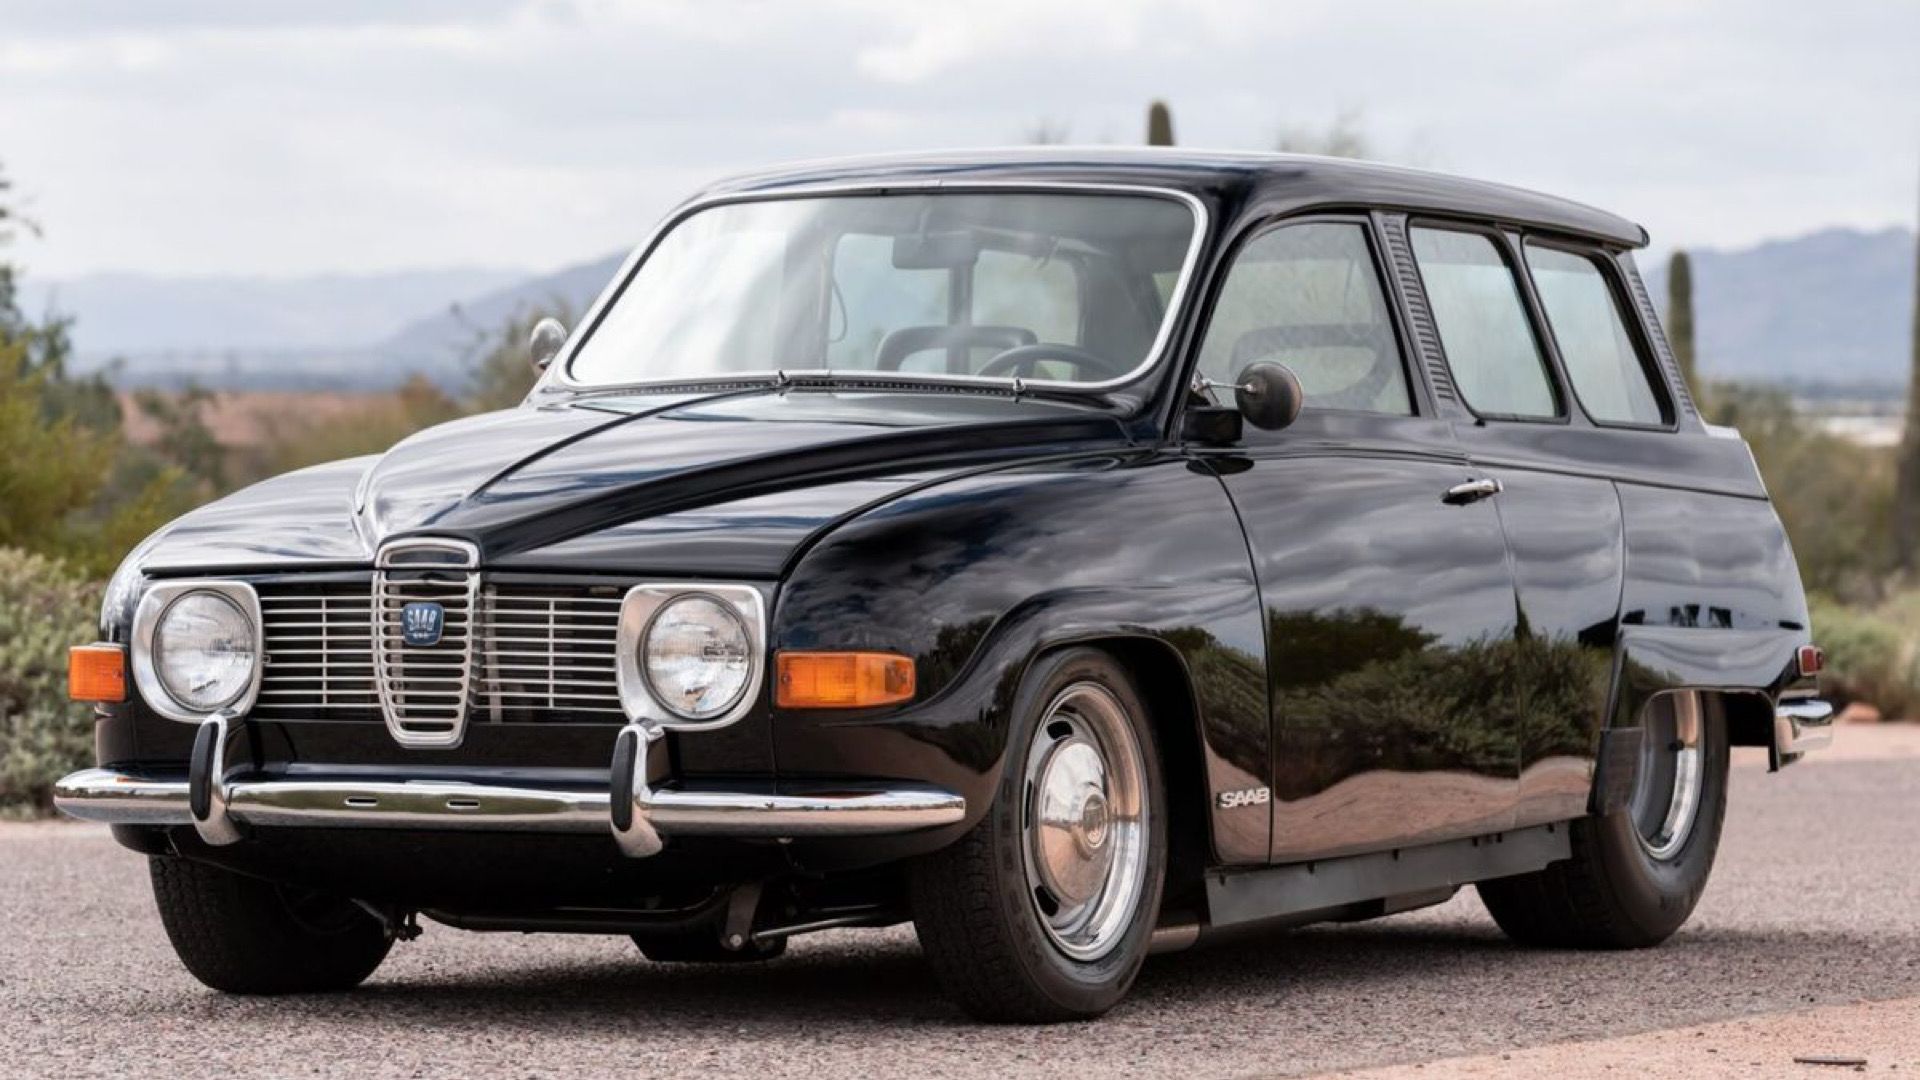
[543,180,1211,397]
[130,580,265,722]
[614,583,768,732]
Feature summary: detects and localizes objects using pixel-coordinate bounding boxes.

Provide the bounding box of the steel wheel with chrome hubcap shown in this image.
[1630,690,1705,861]
[1479,690,1730,949]
[1021,682,1149,961]
[911,647,1167,1023]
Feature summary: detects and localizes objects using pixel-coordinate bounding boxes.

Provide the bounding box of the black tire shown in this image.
[631,931,787,963]
[910,647,1168,1023]
[1478,693,1729,948]
[149,856,393,994]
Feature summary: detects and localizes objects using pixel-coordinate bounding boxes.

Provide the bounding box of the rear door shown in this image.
[1402,224,1654,827]
[1189,215,1523,863]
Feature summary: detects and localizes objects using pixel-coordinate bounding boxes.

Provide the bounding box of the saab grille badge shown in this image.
[401,601,445,647]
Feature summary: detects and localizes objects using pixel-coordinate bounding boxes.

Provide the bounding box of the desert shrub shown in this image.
[1709,384,1899,604]
[1808,591,1920,719]
[0,547,98,814]
[257,374,462,481]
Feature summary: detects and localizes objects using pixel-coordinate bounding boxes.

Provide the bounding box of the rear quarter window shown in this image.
[1524,243,1669,426]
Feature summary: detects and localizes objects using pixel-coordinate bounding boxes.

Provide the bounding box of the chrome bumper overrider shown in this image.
[53,718,965,858]
[1775,696,1835,763]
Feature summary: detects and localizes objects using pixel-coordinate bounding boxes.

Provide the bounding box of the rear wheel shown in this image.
[1479,691,1728,948]
[149,856,392,993]
[910,647,1167,1023]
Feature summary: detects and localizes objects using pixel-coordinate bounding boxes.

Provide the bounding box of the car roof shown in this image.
[698,147,1649,249]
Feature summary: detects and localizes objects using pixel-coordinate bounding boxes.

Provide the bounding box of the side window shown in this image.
[1524,244,1669,426]
[1410,227,1558,419]
[1197,222,1411,415]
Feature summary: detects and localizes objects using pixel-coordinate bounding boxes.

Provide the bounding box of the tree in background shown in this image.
[1274,107,1372,159]
[246,301,564,480]
[1897,175,1920,571]
[465,301,574,413]
[1024,118,1072,145]
[0,161,183,575]
[1147,101,1174,146]
[0,162,167,813]
[1666,250,1698,391]
[130,384,226,490]
[0,338,112,554]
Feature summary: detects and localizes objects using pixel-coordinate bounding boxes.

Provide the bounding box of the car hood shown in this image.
[137,387,1126,576]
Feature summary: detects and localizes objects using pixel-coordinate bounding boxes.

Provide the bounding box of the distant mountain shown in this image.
[18,267,527,388]
[21,224,1913,393]
[371,225,1920,394]
[376,251,625,371]
[1645,226,1915,388]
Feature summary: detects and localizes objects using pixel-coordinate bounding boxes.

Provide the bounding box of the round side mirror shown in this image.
[1233,362,1305,431]
[528,317,569,371]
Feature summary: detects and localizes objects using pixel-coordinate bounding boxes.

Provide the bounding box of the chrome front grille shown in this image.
[254,576,627,732]
[475,589,626,719]
[374,550,479,748]
[258,587,377,714]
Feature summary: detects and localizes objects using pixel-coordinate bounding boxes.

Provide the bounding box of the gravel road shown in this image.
[5,732,1918,1079]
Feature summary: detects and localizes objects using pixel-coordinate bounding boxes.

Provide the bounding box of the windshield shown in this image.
[566,191,1199,388]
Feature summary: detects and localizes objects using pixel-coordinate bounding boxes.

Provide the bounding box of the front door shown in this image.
[1189,217,1523,862]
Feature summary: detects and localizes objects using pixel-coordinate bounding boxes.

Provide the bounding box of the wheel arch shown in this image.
[1611,625,1810,771]
[1704,689,1775,750]
[1034,634,1215,913]
[769,450,1272,866]
[1623,685,1771,749]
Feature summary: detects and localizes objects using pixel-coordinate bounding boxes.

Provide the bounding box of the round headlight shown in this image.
[153,591,257,712]
[641,594,753,721]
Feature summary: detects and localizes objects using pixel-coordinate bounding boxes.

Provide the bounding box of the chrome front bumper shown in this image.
[1775,696,1835,764]
[53,716,965,858]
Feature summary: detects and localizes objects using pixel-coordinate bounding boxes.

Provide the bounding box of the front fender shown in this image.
[769,451,1271,865]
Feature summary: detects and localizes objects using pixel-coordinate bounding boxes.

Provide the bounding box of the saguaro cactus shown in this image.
[1147,101,1174,147]
[1895,183,1920,570]
[1666,250,1697,390]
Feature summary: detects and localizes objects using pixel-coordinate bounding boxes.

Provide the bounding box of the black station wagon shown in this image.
[57,150,1833,1022]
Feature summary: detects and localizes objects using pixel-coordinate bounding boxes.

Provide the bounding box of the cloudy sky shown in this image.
[2,0,1916,279]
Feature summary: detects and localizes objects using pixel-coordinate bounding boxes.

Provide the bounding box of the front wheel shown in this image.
[910,647,1167,1023]
[149,856,393,993]
[1479,691,1729,948]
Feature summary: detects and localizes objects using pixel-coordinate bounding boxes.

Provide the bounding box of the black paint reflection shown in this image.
[1214,411,1521,862]
[773,452,1274,864]
[1479,467,1624,826]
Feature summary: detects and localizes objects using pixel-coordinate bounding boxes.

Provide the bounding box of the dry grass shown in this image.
[116,390,395,449]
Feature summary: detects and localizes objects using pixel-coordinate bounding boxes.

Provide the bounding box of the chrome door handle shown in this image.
[1442,478,1503,505]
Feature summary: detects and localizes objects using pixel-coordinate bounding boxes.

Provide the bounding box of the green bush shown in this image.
[1709,384,1899,603]
[1809,592,1920,719]
[0,547,99,814]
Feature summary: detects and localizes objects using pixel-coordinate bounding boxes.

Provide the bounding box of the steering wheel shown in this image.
[976,343,1129,381]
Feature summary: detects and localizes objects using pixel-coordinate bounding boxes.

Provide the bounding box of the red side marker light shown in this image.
[1796,645,1825,678]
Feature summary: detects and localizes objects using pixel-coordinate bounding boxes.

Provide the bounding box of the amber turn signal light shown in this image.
[775,651,915,709]
[68,644,128,704]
